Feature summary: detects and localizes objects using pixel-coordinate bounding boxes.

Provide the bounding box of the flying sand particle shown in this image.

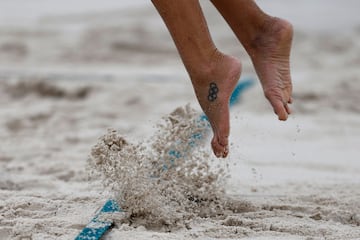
[88,105,255,230]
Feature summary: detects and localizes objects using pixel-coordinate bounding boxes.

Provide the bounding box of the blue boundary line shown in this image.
[75,199,121,240]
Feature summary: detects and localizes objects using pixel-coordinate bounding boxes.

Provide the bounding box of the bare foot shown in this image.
[249,17,293,120]
[189,51,241,158]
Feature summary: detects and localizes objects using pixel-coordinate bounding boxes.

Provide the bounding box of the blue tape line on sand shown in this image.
[75,199,121,240]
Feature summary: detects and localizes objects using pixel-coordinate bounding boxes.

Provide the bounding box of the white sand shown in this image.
[0,1,360,240]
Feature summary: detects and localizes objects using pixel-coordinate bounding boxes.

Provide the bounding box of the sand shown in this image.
[1,1,360,240]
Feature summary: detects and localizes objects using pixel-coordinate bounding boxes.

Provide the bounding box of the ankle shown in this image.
[187,48,225,84]
[245,17,293,56]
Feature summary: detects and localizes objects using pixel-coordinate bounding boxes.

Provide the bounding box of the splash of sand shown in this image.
[88,105,243,230]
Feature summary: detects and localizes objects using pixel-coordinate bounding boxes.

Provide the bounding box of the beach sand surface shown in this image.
[0,1,359,239]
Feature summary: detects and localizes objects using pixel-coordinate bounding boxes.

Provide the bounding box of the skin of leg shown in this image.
[211,0,293,120]
[151,0,242,158]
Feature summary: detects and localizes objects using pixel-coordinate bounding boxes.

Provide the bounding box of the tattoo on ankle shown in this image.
[208,82,218,102]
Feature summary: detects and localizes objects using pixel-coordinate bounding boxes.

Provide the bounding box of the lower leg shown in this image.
[211,0,293,120]
[152,0,242,158]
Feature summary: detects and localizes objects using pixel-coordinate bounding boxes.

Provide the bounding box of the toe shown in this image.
[285,103,291,115]
[211,135,229,158]
[264,89,289,121]
[272,99,288,121]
